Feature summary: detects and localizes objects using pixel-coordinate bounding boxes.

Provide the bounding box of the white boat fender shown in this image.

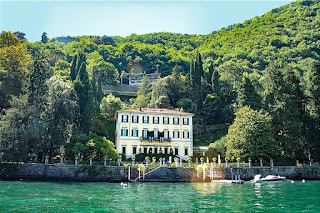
[302,179,305,183]
[291,180,294,183]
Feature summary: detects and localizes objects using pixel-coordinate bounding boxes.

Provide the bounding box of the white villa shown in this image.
[115,108,194,160]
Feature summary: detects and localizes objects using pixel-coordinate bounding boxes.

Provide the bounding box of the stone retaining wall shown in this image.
[0,163,313,182]
[222,166,300,180]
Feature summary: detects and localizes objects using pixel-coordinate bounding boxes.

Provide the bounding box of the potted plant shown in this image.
[225,157,230,168]
[145,156,150,167]
[236,157,241,168]
[259,158,263,167]
[132,156,136,166]
[187,157,192,167]
[200,157,204,165]
[212,157,217,167]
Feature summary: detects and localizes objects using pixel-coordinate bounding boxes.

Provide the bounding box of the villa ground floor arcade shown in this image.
[117,140,193,160]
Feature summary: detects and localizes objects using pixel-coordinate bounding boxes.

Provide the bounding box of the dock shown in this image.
[211,179,245,184]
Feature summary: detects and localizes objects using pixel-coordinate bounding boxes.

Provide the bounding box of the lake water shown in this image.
[0,181,319,212]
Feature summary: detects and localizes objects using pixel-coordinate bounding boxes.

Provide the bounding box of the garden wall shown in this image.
[0,163,319,182]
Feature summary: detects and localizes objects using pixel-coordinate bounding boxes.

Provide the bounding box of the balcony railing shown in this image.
[140,137,171,143]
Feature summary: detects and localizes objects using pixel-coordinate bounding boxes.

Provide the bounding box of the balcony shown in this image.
[140,137,171,144]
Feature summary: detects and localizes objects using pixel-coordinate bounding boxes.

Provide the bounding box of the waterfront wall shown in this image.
[0,163,140,182]
[222,167,300,181]
[0,163,318,182]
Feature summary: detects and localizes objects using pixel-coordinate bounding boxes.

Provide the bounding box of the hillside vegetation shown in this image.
[0,0,319,164]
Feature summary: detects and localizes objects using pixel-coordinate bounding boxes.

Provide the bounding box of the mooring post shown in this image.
[128,166,131,181]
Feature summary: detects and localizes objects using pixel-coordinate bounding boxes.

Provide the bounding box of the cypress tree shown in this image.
[194,52,202,87]
[207,62,214,84]
[76,53,84,74]
[190,59,195,88]
[70,55,78,81]
[97,74,104,104]
[74,58,95,134]
[211,67,221,97]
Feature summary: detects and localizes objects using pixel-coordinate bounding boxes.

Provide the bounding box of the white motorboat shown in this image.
[251,174,286,183]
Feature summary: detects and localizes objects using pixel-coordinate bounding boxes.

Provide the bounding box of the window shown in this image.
[183,118,189,125]
[132,146,137,154]
[154,147,158,154]
[153,116,159,124]
[184,148,188,156]
[121,129,128,136]
[122,146,126,154]
[132,115,139,123]
[164,147,168,154]
[142,129,148,139]
[163,117,169,124]
[143,147,148,154]
[164,129,169,139]
[183,131,189,139]
[132,129,139,137]
[122,115,128,122]
[173,130,179,138]
[174,147,179,155]
[143,116,149,123]
[154,129,158,139]
[173,117,179,125]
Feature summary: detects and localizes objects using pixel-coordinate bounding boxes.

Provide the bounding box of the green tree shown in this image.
[226,106,278,161]
[133,76,152,108]
[26,54,51,162]
[41,32,48,44]
[263,62,304,161]
[0,32,29,109]
[304,61,320,162]
[305,61,320,118]
[74,61,96,134]
[0,32,20,48]
[65,133,117,161]
[70,55,78,81]
[237,75,262,110]
[13,31,26,42]
[45,76,78,160]
[211,65,220,97]
[210,136,228,159]
[100,94,122,120]
[0,95,30,161]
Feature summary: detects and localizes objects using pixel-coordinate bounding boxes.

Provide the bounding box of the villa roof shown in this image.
[117,108,194,116]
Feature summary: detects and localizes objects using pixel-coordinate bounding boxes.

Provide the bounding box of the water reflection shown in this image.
[191,182,222,195]
[1,181,320,212]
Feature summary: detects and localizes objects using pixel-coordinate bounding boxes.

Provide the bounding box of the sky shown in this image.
[1,0,294,41]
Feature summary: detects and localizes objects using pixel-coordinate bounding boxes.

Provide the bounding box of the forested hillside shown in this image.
[0,0,319,164]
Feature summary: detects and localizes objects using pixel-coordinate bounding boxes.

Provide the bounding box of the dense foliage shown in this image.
[0,0,319,163]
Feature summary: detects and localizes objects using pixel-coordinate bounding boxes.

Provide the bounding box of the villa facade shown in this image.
[115,108,194,160]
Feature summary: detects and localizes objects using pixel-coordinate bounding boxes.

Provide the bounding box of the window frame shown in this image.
[143,116,149,123]
[163,117,169,124]
[153,116,159,124]
[121,128,128,136]
[173,117,179,125]
[183,118,189,125]
[132,129,139,137]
